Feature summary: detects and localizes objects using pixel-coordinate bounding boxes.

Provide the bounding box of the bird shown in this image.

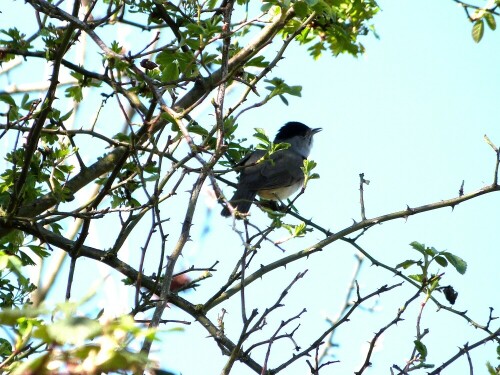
[221,121,321,217]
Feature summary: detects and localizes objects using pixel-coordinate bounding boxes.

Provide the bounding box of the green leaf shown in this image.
[408,274,424,283]
[414,339,428,360]
[486,361,497,375]
[424,246,437,256]
[441,252,467,275]
[207,0,217,9]
[396,259,418,269]
[287,85,302,97]
[27,245,50,259]
[49,222,63,235]
[245,56,269,68]
[279,94,289,105]
[434,255,448,267]
[0,307,46,325]
[18,250,36,266]
[0,338,12,356]
[409,241,426,255]
[161,63,179,82]
[0,93,16,106]
[302,159,317,174]
[484,13,496,30]
[293,1,309,17]
[253,128,271,147]
[428,275,440,292]
[65,85,83,102]
[20,93,31,110]
[60,109,73,122]
[292,222,307,237]
[187,123,209,137]
[309,173,320,180]
[268,142,289,154]
[143,163,159,174]
[113,132,130,142]
[301,159,320,186]
[37,316,102,345]
[472,19,484,43]
[111,194,125,208]
[308,42,325,60]
[261,2,273,12]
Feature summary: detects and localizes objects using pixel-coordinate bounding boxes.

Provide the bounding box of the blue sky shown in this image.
[1,0,500,374]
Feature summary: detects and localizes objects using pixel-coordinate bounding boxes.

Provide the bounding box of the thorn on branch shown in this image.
[404,205,415,221]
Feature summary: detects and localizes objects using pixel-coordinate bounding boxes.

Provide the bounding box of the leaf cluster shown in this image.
[397,241,467,295]
[0,300,157,374]
[471,8,497,43]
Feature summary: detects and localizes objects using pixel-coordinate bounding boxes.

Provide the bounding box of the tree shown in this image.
[0,0,499,374]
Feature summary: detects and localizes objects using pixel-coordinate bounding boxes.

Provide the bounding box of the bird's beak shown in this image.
[311,128,322,135]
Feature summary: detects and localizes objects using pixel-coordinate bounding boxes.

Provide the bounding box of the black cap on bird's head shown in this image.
[274,121,322,143]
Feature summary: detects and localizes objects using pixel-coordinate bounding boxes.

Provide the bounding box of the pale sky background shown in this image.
[1,0,500,374]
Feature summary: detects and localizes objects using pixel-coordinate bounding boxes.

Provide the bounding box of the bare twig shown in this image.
[428,328,500,374]
[355,287,424,374]
[359,172,369,221]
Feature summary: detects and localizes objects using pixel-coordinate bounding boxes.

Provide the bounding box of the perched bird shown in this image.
[221,121,321,217]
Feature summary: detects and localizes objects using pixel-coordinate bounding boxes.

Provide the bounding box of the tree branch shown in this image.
[205,182,500,309]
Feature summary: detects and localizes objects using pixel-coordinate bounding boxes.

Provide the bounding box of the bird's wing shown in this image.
[239,150,305,191]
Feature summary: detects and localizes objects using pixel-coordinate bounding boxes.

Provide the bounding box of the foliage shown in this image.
[0,300,156,374]
[0,0,498,374]
[454,0,499,43]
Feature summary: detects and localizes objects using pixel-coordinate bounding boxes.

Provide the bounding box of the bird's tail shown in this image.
[221,189,256,217]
